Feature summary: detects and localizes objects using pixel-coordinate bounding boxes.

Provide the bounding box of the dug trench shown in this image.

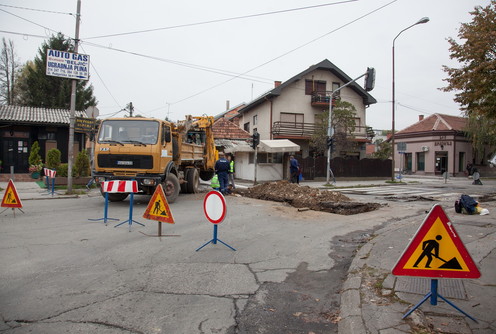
[235,180,382,215]
[227,230,377,334]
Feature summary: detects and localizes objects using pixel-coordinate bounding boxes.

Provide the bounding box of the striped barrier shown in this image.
[102,180,138,193]
[44,168,56,178]
[90,180,144,231]
[43,168,58,196]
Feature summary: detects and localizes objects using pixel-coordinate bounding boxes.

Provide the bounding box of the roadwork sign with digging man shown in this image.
[393,204,480,279]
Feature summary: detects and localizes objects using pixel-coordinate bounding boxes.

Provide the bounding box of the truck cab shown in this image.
[93,116,216,203]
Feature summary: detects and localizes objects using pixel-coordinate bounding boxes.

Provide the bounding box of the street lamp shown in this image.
[391,17,429,181]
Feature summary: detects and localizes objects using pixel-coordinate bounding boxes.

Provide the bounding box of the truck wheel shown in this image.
[180,171,188,194]
[100,189,128,202]
[163,173,180,203]
[187,168,199,193]
[200,170,215,181]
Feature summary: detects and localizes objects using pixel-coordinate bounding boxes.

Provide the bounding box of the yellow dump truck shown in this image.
[92,115,217,202]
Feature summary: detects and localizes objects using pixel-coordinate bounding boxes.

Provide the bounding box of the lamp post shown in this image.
[391,17,429,181]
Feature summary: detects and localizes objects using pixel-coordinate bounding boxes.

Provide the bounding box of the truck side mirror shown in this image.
[163,125,171,143]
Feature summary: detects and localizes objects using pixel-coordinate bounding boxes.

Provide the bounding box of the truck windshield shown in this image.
[98,120,160,144]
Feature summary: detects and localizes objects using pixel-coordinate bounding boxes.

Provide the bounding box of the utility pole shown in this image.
[325,68,375,185]
[128,102,134,117]
[67,0,81,193]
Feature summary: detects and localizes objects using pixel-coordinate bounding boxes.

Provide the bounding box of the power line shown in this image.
[0,8,63,37]
[79,45,123,111]
[81,40,275,84]
[171,0,398,105]
[0,4,73,16]
[0,30,49,40]
[85,0,358,40]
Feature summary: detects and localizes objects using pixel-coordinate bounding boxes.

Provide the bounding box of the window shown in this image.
[253,115,258,126]
[416,152,425,171]
[305,80,326,95]
[332,82,340,97]
[280,113,304,129]
[244,122,250,133]
[280,113,304,123]
[249,152,283,164]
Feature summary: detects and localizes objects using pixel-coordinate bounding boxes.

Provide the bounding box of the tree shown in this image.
[0,38,21,105]
[442,1,496,149]
[311,100,359,156]
[371,138,392,160]
[16,33,97,110]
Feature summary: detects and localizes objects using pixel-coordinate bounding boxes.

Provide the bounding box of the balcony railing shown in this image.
[272,121,373,141]
[311,91,339,108]
[272,121,318,138]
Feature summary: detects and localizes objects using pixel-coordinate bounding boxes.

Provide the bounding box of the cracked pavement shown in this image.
[0,189,386,334]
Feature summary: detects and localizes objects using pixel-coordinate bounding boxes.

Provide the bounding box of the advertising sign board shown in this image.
[46,49,90,80]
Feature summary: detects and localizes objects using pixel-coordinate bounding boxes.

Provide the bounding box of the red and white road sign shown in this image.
[203,191,226,224]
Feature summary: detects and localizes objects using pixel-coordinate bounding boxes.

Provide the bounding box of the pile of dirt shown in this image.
[237,181,381,215]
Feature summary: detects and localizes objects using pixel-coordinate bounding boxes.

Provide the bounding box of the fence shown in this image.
[297,156,392,180]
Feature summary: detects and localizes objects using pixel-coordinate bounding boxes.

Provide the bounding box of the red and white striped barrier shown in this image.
[44,168,57,178]
[102,180,138,193]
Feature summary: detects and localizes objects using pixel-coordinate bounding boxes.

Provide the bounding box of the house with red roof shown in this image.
[393,113,482,176]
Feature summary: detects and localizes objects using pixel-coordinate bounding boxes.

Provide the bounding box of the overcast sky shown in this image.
[1,0,489,130]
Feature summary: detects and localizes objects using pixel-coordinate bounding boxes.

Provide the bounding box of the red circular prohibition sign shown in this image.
[203,191,227,224]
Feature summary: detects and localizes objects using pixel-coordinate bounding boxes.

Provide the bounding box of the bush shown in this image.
[28,141,42,166]
[74,150,90,177]
[46,148,61,170]
[57,163,69,177]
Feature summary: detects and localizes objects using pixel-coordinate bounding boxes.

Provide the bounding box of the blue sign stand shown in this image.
[114,192,144,231]
[402,279,477,322]
[196,224,236,251]
[88,192,119,225]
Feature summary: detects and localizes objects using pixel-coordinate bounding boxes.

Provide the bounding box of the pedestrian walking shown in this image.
[215,152,230,194]
[289,155,300,184]
[227,154,236,189]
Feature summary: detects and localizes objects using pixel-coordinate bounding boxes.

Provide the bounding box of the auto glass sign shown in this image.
[46,49,90,80]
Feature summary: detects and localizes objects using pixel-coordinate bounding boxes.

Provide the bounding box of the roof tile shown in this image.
[213,118,250,140]
[0,105,87,125]
[397,113,467,134]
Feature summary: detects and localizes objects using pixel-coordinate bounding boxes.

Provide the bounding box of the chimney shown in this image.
[226,100,230,111]
[419,115,424,121]
[274,81,282,88]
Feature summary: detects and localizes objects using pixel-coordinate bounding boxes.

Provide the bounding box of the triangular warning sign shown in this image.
[1,179,23,208]
[142,184,174,224]
[392,204,480,279]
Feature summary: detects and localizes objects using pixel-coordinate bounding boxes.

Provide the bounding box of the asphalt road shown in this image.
[0,179,494,334]
[0,190,386,334]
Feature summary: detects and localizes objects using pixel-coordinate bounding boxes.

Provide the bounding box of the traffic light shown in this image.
[252,132,260,149]
[326,137,334,149]
[364,67,375,92]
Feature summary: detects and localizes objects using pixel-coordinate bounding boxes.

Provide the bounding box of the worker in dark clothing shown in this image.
[289,155,300,184]
[215,152,230,195]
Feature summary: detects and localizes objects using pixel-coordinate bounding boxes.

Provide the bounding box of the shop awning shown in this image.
[223,139,300,153]
[259,139,300,153]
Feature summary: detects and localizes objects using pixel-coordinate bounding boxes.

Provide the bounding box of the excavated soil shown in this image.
[236,181,381,215]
